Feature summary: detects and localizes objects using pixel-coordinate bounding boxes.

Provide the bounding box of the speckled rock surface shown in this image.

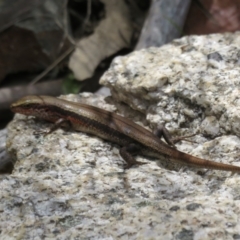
[101,32,240,140]
[3,32,240,239]
[2,93,240,239]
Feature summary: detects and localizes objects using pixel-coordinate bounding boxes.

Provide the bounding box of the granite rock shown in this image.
[3,33,240,239]
[101,32,240,139]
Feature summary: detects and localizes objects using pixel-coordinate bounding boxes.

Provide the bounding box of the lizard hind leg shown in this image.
[119,143,147,169]
[153,125,197,147]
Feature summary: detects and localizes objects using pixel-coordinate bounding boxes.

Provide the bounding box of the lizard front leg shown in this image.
[34,118,71,136]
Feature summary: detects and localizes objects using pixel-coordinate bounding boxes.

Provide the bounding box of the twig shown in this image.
[86,0,92,24]
[29,45,75,85]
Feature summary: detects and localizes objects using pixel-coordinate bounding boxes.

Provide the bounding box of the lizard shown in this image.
[10,95,240,172]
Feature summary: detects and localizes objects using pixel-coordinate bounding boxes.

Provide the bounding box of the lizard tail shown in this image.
[174,151,240,172]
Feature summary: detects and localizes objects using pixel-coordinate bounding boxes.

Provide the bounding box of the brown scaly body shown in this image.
[10,95,240,172]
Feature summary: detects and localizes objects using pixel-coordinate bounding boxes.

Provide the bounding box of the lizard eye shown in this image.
[22,103,38,109]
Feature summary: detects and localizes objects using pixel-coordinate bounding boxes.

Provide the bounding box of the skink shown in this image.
[10,95,240,172]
